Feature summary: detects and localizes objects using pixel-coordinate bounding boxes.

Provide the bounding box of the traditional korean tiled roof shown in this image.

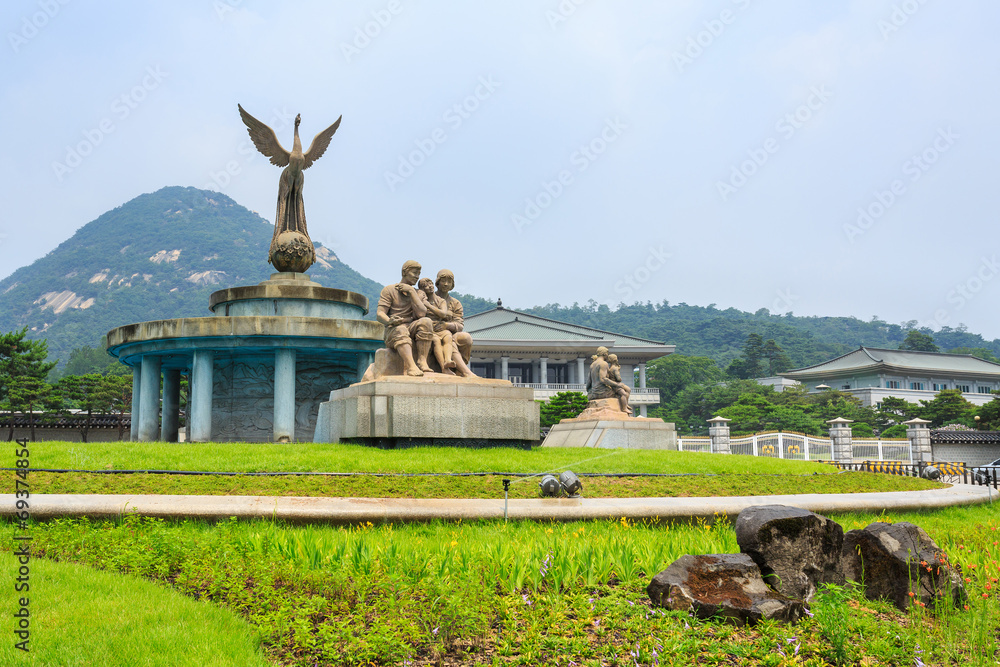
[781,347,1000,379]
[931,430,1000,444]
[464,307,669,348]
[0,413,129,428]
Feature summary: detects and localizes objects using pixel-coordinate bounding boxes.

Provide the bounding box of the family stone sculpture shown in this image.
[586,346,633,416]
[542,346,676,448]
[373,261,477,379]
[238,104,342,273]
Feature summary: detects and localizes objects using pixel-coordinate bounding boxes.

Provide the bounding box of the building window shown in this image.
[979,387,993,394]
[841,384,851,390]
[471,363,496,379]
[957,385,970,393]
[909,382,923,391]
[933,383,948,391]
[886,380,900,389]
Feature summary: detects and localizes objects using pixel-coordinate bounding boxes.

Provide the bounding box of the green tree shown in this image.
[875,396,921,427]
[57,374,105,442]
[4,376,56,441]
[539,391,588,428]
[98,374,133,440]
[645,355,723,401]
[948,347,1000,363]
[899,330,939,352]
[726,334,765,379]
[762,339,793,375]
[56,345,116,379]
[0,328,57,404]
[917,389,975,427]
[975,396,1000,430]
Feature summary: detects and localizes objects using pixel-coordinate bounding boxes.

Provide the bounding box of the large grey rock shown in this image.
[647,554,806,626]
[735,505,845,601]
[842,522,966,611]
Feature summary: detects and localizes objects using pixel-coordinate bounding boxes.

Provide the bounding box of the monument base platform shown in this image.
[542,400,677,449]
[313,375,540,448]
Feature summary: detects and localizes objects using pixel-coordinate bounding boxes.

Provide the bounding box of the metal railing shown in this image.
[831,461,999,490]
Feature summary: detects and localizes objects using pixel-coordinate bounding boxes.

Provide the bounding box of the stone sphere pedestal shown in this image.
[541,398,677,449]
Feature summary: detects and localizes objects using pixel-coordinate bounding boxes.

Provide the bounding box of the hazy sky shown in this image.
[3,1,999,339]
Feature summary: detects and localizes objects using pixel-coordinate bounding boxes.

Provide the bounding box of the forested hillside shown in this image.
[514,301,1000,370]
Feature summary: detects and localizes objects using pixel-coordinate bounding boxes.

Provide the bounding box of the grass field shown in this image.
[0,557,271,666]
[1,504,996,666]
[4,441,941,498]
[2,442,989,665]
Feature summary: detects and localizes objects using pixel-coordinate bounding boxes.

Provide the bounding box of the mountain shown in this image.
[3,186,998,372]
[0,186,385,364]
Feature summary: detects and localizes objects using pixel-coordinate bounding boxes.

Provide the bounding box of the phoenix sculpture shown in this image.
[238,104,342,273]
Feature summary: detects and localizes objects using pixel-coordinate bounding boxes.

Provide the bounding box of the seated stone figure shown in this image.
[376,260,434,377]
[607,353,633,416]
[433,269,477,378]
[417,277,457,374]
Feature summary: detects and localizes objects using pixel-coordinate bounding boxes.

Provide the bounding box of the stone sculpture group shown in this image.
[370,260,477,380]
[586,346,633,416]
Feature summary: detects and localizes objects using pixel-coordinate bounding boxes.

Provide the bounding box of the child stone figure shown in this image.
[607,353,633,416]
[417,277,457,374]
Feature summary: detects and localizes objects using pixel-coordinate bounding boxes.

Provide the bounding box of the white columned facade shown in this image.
[576,357,586,385]
[540,357,548,386]
[638,362,650,417]
[501,356,509,381]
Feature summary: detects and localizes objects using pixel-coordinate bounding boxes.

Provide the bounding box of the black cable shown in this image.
[0,467,843,478]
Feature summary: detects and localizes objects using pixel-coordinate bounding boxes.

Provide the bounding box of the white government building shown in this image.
[778,346,1000,407]
[463,306,674,416]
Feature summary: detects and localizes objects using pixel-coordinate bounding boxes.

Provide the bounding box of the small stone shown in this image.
[841,522,966,611]
[647,553,806,626]
[735,505,845,601]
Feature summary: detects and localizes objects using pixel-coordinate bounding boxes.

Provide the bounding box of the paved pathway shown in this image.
[3,484,993,523]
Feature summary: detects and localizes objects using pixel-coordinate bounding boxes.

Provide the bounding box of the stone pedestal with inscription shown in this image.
[541,399,677,450]
[313,374,539,448]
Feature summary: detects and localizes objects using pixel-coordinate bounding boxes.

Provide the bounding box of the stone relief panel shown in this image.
[210,355,356,442]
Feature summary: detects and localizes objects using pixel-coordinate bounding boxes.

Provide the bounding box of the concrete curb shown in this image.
[2,485,993,524]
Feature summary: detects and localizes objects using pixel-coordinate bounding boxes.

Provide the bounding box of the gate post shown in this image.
[707,416,731,454]
[827,417,854,463]
[903,418,933,463]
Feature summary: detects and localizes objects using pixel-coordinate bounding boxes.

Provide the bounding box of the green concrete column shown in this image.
[138,356,162,441]
[189,350,214,442]
[274,348,296,443]
[160,369,181,442]
[130,365,142,441]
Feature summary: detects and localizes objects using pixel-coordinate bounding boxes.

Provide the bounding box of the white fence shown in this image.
[678,432,912,463]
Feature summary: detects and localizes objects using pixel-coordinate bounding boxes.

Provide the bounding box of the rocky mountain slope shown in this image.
[0,186,384,364]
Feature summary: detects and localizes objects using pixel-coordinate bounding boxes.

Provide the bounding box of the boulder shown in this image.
[841,522,966,611]
[735,505,845,601]
[647,554,806,626]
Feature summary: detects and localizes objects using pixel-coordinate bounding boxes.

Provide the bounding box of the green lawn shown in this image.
[2,503,997,666]
[0,557,270,667]
[6,441,941,498]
